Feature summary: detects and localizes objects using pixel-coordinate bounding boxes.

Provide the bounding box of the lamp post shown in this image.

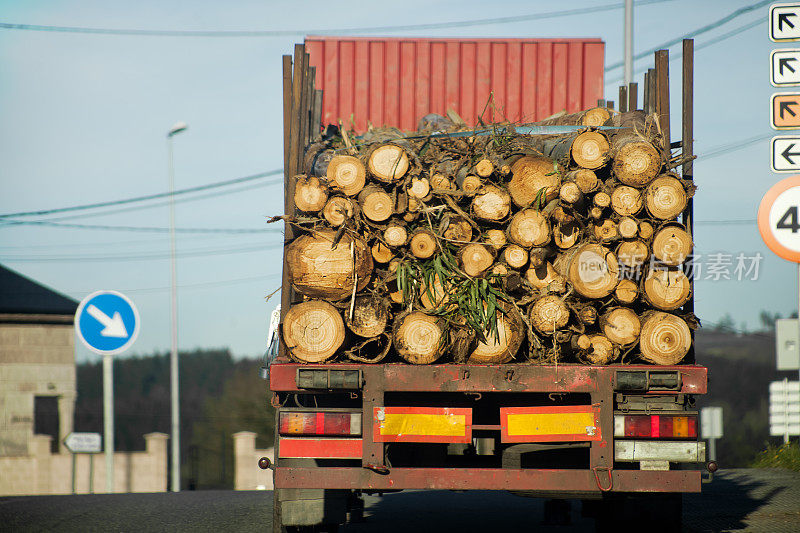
[167,121,187,492]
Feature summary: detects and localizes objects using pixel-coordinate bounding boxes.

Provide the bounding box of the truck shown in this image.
[265,36,711,532]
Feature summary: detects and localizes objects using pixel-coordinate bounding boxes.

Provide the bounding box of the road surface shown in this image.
[1,469,798,532]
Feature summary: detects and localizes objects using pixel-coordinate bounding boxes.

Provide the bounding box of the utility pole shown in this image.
[167,121,188,492]
[624,0,633,86]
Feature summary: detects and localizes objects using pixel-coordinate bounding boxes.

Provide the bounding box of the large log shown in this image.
[286,230,372,300]
[368,144,409,182]
[508,155,561,208]
[542,131,610,170]
[393,311,448,364]
[607,111,663,188]
[645,174,688,220]
[642,267,692,311]
[327,155,366,196]
[553,243,619,299]
[508,209,551,248]
[639,311,692,365]
[345,295,389,338]
[294,175,328,212]
[282,300,345,363]
[581,334,619,364]
[652,223,693,266]
[535,107,611,127]
[600,307,641,346]
[469,302,526,363]
[611,185,643,216]
[472,185,512,221]
[564,169,599,194]
[529,294,570,334]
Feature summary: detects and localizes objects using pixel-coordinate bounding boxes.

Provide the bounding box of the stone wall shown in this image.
[0,432,168,496]
[233,431,274,491]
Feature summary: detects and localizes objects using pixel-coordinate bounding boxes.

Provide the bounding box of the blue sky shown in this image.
[0,0,789,361]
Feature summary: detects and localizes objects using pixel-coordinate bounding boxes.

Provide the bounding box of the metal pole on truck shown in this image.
[624,0,633,85]
[167,121,188,492]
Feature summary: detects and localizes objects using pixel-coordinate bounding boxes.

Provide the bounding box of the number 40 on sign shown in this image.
[759,175,800,262]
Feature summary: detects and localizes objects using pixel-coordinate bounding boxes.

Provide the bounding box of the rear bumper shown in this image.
[615,440,706,463]
[275,466,702,493]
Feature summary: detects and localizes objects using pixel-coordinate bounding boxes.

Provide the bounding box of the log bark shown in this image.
[410,229,438,259]
[600,307,641,346]
[323,196,355,227]
[529,294,570,334]
[642,267,691,310]
[327,155,366,196]
[507,209,551,248]
[468,302,525,363]
[282,300,345,363]
[368,144,409,182]
[359,186,394,222]
[345,295,389,338]
[459,243,495,277]
[652,223,693,266]
[286,230,372,300]
[645,174,688,220]
[639,311,692,365]
[508,155,561,208]
[553,243,619,299]
[471,185,512,221]
[294,175,329,212]
[393,311,448,364]
[611,185,643,216]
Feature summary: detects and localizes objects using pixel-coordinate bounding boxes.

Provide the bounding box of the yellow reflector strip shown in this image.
[507,412,595,436]
[380,413,466,437]
[673,416,688,437]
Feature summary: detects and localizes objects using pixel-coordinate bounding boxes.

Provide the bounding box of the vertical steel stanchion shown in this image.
[103,353,114,492]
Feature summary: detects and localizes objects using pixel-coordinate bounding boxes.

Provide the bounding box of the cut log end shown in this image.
[323,196,355,227]
[600,307,641,346]
[643,267,691,310]
[508,209,551,248]
[472,185,511,221]
[583,334,618,365]
[475,158,494,178]
[484,229,507,250]
[612,141,662,188]
[645,175,688,220]
[468,303,525,364]
[618,217,639,239]
[369,144,409,182]
[571,131,609,169]
[410,229,438,259]
[554,243,619,299]
[359,186,394,222]
[283,300,345,363]
[652,224,693,266]
[508,156,561,208]
[327,155,366,196]
[611,186,643,217]
[345,296,389,338]
[503,244,529,269]
[615,279,640,304]
[460,243,495,277]
[393,311,447,364]
[294,176,329,213]
[529,294,570,334]
[639,311,692,365]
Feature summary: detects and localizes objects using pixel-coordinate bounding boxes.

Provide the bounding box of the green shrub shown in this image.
[751,441,800,471]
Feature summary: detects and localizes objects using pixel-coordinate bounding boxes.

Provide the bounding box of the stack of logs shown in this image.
[278,107,698,366]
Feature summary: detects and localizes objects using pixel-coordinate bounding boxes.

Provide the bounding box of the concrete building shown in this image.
[0,264,78,457]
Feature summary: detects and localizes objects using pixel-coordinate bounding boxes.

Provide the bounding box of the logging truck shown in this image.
[265,37,711,532]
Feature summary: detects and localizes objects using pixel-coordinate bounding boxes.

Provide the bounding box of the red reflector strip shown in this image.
[278,438,362,459]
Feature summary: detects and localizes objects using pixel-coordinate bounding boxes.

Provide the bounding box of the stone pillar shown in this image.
[233,431,257,490]
[144,433,169,492]
[57,392,75,454]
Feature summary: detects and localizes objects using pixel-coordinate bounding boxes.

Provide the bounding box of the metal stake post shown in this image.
[103,353,114,492]
[624,0,633,85]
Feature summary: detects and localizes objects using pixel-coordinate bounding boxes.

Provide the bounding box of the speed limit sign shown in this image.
[759,175,800,262]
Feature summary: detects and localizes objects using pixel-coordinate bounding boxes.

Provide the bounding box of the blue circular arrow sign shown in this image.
[75,290,140,355]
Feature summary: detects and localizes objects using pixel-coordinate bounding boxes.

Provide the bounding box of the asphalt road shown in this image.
[1,469,798,532]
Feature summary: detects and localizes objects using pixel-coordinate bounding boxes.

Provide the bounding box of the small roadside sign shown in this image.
[75,290,140,356]
[776,318,800,370]
[700,407,723,439]
[772,3,800,41]
[64,432,102,453]
[771,136,800,172]
[773,93,800,129]
[772,49,800,86]
[769,380,800,437]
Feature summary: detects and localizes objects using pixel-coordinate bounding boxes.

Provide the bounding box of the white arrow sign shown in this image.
[772,49,800,86]
[86,304,128,338]
[772,3,800,41]
[772,136,800,171]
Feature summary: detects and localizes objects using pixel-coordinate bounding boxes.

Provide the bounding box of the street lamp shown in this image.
[167,121,187,493]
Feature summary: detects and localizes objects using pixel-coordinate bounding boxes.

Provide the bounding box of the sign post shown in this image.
[75,291,139,493]
[769,379,800,442]
[64,432,102,493]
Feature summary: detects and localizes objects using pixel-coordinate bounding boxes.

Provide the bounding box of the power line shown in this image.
[0,241,283,263]
[606,17,764,85]
[0,220,283,234]
[0,1,670,38]
[0,169,283,219]
[700,132,773,160]
[605,0,772,71]
[69,273,281,295]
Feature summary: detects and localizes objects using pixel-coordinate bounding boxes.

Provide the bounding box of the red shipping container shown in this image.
[305,36,605,132]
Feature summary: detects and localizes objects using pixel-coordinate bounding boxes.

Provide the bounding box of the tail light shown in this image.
[279,411,362,436]
[614,414,697,438]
